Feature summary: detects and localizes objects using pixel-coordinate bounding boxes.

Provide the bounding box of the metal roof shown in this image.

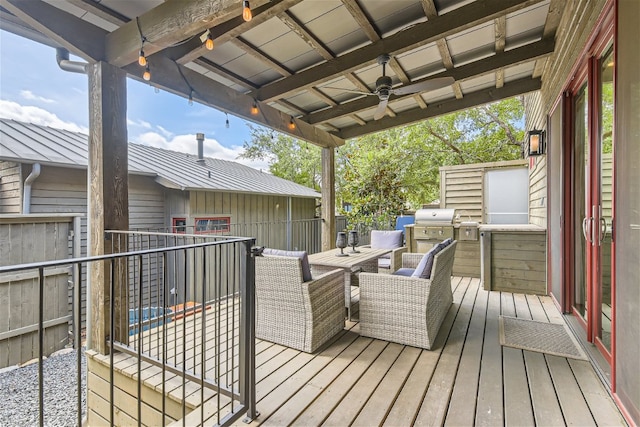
[0,0,562,148]
[0,119,320,198]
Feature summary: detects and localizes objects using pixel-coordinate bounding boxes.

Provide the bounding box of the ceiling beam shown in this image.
[533,0,564,78]
[494,16,507,88]
[421,0,463,98]
[0,0,106,61]
[105,0,270,67]
[338,77,542,139]
[127,55,344,148]
[251,0,543,102]
[174,0,301,65]
[304,38,554,124]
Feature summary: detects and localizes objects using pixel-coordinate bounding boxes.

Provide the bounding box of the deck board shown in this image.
[106,276,626,426]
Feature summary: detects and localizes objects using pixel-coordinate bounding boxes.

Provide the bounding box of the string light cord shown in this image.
[176,62,196,105]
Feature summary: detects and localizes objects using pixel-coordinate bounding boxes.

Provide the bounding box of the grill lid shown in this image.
[415,208,456,225]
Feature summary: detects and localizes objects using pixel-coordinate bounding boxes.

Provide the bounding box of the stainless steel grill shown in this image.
[410,208,456,252]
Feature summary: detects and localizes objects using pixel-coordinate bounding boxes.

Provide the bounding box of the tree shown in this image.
[239,124,322,190]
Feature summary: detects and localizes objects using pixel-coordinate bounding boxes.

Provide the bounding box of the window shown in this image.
[172,217,187,234]
[194,217,231,234]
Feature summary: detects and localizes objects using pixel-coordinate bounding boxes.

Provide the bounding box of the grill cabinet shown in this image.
[409,208,456,252]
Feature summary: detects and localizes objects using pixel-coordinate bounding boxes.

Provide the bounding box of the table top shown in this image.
[308,247,390,269]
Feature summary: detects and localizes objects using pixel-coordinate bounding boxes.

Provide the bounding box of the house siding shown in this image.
[0,161,22,214]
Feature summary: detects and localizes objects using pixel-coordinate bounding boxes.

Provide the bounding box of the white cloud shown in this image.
[127,118,152,129]
[0,100,88,133]
[134,131,270,171]
[20,90,56,104]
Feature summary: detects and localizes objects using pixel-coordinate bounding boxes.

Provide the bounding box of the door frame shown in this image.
[560,1,615,365]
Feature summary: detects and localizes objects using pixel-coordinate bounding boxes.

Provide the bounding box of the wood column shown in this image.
[321,147,336,251]
[87,61,129,354]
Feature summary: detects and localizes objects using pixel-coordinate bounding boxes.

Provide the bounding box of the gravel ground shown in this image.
[0,348,87,427]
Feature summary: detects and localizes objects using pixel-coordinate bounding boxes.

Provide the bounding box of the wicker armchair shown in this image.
[358,241,457,350]
[255,255,345,353]
[362,230,408,274]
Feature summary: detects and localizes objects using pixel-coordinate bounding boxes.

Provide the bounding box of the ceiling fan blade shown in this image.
[373,98,389,120]
[391,76,455,95]
[321,86,374,96]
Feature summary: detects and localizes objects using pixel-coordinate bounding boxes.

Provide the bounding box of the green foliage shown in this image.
[238,125,322,190]
[239,98,525,227]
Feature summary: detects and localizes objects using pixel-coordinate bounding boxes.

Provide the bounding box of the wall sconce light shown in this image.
[527,130,545,156]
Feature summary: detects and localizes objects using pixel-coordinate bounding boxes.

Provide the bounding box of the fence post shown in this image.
[241,240,258,422]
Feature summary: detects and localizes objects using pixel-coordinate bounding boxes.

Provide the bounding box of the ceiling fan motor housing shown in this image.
[375,75,393,99]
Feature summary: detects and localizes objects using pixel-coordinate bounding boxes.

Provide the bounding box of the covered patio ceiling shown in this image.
[0,0,562,148]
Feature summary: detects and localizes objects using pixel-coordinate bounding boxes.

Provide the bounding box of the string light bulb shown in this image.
[188,91,194,106]
[205,33,214,51]
[138,49,147,66]
[250,101,259,115]
[242,0,252,21]
[143,64,151,81]
[225,113,230,129]
[288,117,296,130]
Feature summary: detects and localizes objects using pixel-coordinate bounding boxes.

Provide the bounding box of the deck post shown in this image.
[321,147,336,251]
[87,61,129,354]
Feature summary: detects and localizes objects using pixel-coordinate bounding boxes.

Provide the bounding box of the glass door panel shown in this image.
[598,47,614,352]
[573,84,589,320]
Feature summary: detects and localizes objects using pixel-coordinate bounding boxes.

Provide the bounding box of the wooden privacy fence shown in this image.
[0,214,82,368]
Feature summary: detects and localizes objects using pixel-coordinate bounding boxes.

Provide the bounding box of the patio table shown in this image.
[308,247,390,320]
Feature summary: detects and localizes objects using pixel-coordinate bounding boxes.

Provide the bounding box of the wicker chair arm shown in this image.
[390,246,408,272]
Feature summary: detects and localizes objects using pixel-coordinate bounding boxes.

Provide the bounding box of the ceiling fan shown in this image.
[326,54,455,120]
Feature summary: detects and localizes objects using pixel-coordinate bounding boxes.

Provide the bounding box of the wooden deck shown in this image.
[89,276,626,426]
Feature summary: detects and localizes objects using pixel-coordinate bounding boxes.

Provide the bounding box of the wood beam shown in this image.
[337,77,541,139]
[1,0,106,61]
[130,54,344,148]
[193,58,258,90]
[175,0,301,65]
[494,16,507,88]
[422,0,463,99]
[105,0,270,67]
[341,0,380,41]
[321,147,336,251]
[87,61,129,354]
[304,38,554,124]
[253,0,543,102]
[533,0,564,78]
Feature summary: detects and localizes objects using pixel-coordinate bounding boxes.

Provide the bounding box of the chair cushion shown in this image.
[262,248,312,282]
[392,267,415,277]
[370,230,404,255]
[411,241,446,279]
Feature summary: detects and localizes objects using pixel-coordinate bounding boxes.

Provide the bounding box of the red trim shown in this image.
[613,392,638,427]
[610,0,619,393]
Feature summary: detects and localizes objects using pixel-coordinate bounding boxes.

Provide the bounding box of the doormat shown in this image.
[499,316,588,360]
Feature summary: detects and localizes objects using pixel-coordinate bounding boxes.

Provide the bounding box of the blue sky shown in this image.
[0,30,269,170]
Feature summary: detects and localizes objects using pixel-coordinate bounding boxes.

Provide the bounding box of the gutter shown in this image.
[22,163,41,214]
[56,48,87,74]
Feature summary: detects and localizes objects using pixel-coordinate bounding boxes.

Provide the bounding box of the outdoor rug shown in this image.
[499,316,588,360]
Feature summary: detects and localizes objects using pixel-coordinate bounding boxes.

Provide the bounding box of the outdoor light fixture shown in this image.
[138,49,147,66]
[242,1,252,21]
[251,101,259,115]
[205,33,214,50]
[143,64,151,81]
[528,129,545,156]
[288,117,296,130]
[225,113,230,129]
